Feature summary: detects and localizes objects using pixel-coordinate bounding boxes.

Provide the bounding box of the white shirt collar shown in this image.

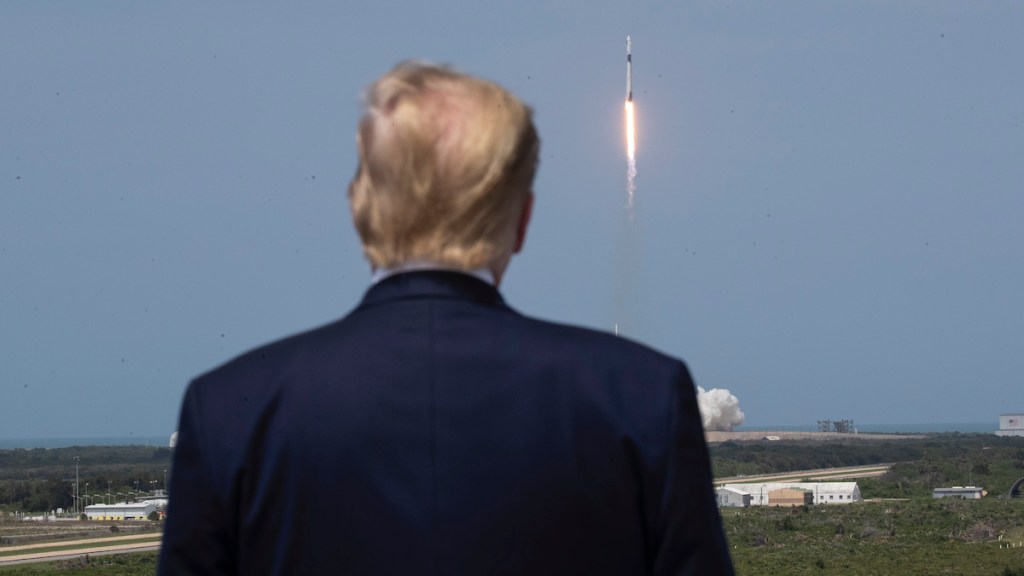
[371,259,496,286]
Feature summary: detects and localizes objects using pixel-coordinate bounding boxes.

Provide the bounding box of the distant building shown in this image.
[768,487,813,507]
[84,502,156,520]
[996,414,1024,437]
[716,486,752,508]
[721,482,862,506]
[932,486,985,499]
[139,496,168,510]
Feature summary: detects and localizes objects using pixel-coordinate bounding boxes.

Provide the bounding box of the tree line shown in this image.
[0,446,172,514]
[5,434,1024,513]
[709,432,1024,478]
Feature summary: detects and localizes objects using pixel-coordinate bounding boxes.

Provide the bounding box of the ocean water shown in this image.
[736,422,997,434]
[0,436,170,450]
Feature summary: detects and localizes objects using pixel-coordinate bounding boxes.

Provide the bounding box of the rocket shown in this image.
[625,35,632,102]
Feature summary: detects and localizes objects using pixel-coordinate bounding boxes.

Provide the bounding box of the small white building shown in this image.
[138,489,169,510]
[933,486,985,499]
[716,486,752,508]
[139,497,168,510]
[721,482,862,506]
[84,502,156,521]
[996,414,1024,437]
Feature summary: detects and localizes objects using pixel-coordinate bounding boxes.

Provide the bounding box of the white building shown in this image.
[140,497,168,510]
[138,489,169,510]
[996,414,1024,437]
[721,482,862,506]
[84,502,156,521]
[933,486,985,499]
[716,486,752,508]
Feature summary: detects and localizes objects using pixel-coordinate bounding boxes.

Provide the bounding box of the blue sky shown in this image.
[2,2,1022,439]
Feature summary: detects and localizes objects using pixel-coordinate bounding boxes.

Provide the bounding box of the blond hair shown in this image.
[348,61,539,269]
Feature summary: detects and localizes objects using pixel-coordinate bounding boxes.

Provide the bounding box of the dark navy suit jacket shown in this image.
[159,271,733,575]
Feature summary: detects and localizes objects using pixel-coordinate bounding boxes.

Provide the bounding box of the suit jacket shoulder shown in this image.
[160,271,733,576]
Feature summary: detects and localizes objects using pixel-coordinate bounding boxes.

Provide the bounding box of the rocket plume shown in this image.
[624,36,636,210]
[625,102,636,161]
[625,100,636,209]
[614,35,640,339]
[697,387,746,432]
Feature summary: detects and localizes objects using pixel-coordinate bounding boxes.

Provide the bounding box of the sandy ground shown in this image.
[0,536,161,566]
[1,533,161,553]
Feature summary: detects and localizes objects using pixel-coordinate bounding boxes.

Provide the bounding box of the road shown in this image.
[0,536,161,566]
[714,463,892,486]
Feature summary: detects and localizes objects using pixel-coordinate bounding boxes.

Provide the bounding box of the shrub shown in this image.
[775,516,796,531]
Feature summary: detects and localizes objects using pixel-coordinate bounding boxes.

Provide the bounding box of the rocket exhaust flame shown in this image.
[624,36,637,209]
[625,101,636,208]
[625,101,636,162]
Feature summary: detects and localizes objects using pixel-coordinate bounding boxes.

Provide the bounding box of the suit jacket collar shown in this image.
[358,270,509,311]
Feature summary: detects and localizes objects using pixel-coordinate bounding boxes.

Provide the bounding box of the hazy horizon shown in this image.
[0,420,1005,449]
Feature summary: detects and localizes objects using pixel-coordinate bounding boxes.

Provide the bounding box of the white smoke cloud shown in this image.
[697,387,745,431]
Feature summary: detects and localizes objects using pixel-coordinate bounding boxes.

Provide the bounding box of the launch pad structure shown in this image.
[818,419,856,434]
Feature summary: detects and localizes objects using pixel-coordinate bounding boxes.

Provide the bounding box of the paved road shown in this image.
[0,538,160,566]
[715,463,892,486]
[1,533,161,553]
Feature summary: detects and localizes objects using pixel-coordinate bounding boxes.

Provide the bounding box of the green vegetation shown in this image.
[723,499,1024,576]
[711,434,1024,575]
[3,435,1024,574]
[711,433,1024,497]
[0,552,157,575]
[0,536,161,558]
[0,446,171,514]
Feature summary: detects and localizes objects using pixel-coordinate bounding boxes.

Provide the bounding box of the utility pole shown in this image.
[74,456,80,517]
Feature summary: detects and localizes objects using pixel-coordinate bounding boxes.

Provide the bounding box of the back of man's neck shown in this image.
[371,260,496,286]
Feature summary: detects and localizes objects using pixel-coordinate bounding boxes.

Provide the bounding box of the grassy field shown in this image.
[0,520,161,574]
[0,552,157,575]
[724,498,1024,575]
[2,434,1023,574]
[7,505,1023,576]
[0,521,159,548]
[0,535,161,558]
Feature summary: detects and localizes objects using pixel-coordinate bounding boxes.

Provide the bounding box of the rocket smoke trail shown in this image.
[616,38,748,426]
[625,35,637,211]
[614,35,640,338]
